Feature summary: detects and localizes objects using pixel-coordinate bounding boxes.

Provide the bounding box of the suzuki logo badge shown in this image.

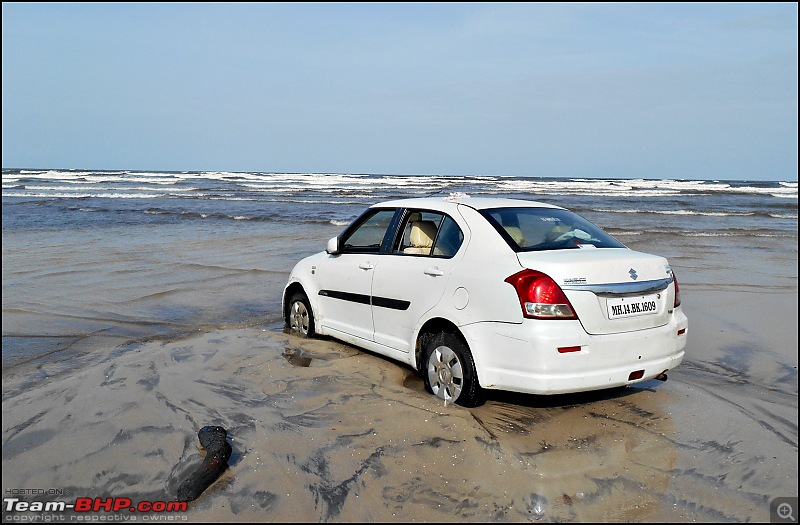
[629,268,638,280]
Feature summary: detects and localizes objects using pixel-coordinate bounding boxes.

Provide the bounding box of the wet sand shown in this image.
[3,170,797,522]
[2,283,797,522]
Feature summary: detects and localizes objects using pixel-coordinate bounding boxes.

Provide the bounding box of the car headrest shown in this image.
[410,221,437,248]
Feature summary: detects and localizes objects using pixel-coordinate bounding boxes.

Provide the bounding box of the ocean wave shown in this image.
[18,185,200,193]
[590,208,759,218]
[613,229,797,239]
[770,193,798,199]
[262,197,371,206]
[139,207,345,225]
[680,231,796,238]
[7,174,183,185]
[2,191,169,199]
[3,171,796,220]
[4,169,795,197]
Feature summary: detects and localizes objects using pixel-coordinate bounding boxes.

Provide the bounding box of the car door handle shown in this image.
[359,262,374,270]
[424,267,444,277]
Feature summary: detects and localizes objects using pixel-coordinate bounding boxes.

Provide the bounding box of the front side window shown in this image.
[481,207,625,251]
[341,209,396,253]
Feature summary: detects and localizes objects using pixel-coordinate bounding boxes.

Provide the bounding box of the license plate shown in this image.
[607,294,659,319]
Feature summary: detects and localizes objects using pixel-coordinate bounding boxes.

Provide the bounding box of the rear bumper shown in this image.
[462,309,688,395]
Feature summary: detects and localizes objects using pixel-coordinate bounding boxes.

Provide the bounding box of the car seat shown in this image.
[404,221,438,255]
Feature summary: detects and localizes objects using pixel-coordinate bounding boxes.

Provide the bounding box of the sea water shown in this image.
[2,169,797,380]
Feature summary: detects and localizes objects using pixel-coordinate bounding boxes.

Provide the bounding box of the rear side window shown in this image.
[393,210,464,258]
[481,207,625,251]
[434,216,464,257]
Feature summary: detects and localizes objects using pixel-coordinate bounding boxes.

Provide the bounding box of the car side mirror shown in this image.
[326,237,340,255]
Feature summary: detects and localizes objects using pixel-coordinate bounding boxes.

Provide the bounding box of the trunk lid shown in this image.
[516,248,675,335]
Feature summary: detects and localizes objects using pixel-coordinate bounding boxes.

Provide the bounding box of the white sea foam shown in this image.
[2,170,796,213]
[681,231,793,238]
[2,192,167,199]
[4,170,795,197]
[264,198,369,206]
[591,208,755,217]
[206,196,261,202]
[20,185,198,193]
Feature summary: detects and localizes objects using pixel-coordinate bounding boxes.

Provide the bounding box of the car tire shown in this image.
[286,291,315,337]
[423,331,484,407]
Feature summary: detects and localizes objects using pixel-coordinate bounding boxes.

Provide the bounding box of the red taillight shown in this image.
[673,272,681,308]
[504,269,577,320]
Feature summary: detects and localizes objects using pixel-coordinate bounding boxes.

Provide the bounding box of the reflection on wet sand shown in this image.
[1,328,697,522]
[463,387,677,522]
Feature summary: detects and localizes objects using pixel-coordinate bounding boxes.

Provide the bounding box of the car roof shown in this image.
[371,195,565,212]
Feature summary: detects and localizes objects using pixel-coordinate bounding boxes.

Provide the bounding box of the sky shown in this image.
[2,3,798,181]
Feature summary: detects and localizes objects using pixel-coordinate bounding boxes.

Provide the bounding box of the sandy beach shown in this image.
[2,280,797,522]
[2,171,797,522]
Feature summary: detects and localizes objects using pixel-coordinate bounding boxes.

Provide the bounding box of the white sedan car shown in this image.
[283,196,687,407]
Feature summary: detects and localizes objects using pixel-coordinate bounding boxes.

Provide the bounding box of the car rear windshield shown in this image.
[480,207,626,252]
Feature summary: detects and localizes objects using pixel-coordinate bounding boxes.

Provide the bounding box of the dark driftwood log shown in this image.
[176,426,232,502]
